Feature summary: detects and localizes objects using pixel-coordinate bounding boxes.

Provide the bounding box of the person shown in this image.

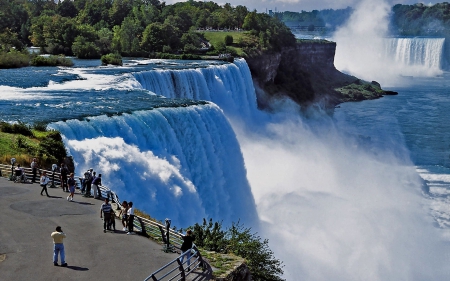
[180,229,194,271]
[108,208,116,232]
[118,201,128,231]
[14,164,26,183]
[60,163,69,192]
[67,173,76,202]
[40,171,50,196]
[92,173,102,199]
[51,226,67,267]
[81,169,90,194]
[31,158,38,183]
[127,201,134,235]
[83,168,93,197]
[100,198,112,233]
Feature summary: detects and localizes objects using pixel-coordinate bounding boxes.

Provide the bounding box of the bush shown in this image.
[32,122,48,132]
[0,121,33,137]
[0,49,29,68]
[38,131,67,163]
[191,219,284,281]
[30,55,74,67]
[101,53,123,66]
[224,35,233,46]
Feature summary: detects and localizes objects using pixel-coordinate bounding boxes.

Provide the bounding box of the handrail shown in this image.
[143,246,207,281]
[1,162,208,280]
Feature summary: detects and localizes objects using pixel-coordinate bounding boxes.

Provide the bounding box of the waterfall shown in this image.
[49,104,257,227]
[384,38,445,71]
[133,58,258,117]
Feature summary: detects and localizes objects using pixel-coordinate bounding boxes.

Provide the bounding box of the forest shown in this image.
[0,0,295,65]
[391,2,450,36]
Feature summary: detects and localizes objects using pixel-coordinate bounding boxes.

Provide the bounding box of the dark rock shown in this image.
[384,90,398,95]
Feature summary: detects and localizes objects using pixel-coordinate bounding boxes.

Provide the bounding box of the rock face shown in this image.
[245,40,391,109]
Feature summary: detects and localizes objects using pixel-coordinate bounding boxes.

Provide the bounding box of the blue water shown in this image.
[1,56,450,279]
[334,73,450,229]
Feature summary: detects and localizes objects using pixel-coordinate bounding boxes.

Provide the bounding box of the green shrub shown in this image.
[224,35,233,46]
[30,55,74,67]
[101,53,123,66]
[191,219,284,281]
[32,122,48,132]
[38,131,67,163]
[0,121,33,137]
[0,50,29,68]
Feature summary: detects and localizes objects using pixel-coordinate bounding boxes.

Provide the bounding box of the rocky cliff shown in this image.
[245,40,395,109]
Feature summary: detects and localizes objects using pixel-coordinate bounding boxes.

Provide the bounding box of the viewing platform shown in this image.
[0,177,211,281]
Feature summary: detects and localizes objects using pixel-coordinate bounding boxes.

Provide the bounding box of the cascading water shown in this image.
[49,104,257,227]
[133,58,257,118]
[384,38,445,71]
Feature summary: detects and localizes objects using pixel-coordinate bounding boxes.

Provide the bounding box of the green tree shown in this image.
[72,35,100,58]
[224,34,233,45]
[192,219,284,281]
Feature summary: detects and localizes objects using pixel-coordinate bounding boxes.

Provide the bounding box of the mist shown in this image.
[232,106,450,280]
[333,0,444,86]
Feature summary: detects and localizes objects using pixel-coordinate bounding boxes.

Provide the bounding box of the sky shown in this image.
[164,0,441,13]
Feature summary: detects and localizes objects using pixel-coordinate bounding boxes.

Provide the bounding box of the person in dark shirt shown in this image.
[179,229,195,271]
[67,173,76,202]
[60,163,69,192]
[92,173,102,199]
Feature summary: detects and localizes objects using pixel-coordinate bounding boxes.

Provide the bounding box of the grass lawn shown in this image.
[201,31,246,56]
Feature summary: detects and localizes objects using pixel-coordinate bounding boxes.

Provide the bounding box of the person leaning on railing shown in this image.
[179,229,195,271]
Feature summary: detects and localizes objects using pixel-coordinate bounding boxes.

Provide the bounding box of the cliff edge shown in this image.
[245,40,396,110]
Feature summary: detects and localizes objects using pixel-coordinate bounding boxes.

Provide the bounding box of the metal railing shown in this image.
[1,162,209,280]
[143,246,207,281]
[0,163,63,187]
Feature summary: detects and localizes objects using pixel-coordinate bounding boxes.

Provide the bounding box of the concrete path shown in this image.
[0,177,181,281]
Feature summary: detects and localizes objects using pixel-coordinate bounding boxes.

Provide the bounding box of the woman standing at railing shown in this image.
[180,229,194,271]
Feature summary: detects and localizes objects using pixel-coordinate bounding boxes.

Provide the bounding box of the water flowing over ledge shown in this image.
[49,104,257,227]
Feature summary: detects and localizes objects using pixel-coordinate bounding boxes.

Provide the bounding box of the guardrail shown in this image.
[0,163,62,187]
[143,246,207,281]
[1,162,209,280]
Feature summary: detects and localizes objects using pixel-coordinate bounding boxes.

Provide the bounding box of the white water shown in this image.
[133,58,257,118]
[49,104,257,227]
[48,58,450,280]
[333,0,445,86]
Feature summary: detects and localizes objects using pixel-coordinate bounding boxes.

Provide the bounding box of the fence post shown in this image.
[176,257,186,281]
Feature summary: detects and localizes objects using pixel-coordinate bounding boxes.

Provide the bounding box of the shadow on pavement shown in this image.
[47,196,62,199]
[66,265,89,271]
[75,202,94,205]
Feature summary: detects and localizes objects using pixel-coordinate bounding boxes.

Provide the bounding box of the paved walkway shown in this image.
[0,177,182,281]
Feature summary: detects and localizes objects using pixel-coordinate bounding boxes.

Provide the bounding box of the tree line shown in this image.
[0,0,295,59]
[391,2,450,36]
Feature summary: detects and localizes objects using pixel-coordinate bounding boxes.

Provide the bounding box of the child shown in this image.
[108,209,116,232]
[118,201,128,231]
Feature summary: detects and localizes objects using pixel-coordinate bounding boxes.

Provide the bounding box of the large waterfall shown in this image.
[384,38,445,71]
[133,58,257,117]
[50,103,257,227]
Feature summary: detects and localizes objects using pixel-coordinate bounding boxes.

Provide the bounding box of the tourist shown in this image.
[60,163,69,192]
[83,168,93,197]
[100,198,112,233]
[14,164,26,183]
[119,201,128,231]
[51,226,67,267]
[40,171,50,196]
[81,169,90,194]
[108,208,116,232]
[67,173,76,202]
[31,158,38,183]
[92,173,102,199]
[127,201,134,235]
[179,229,195,271]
